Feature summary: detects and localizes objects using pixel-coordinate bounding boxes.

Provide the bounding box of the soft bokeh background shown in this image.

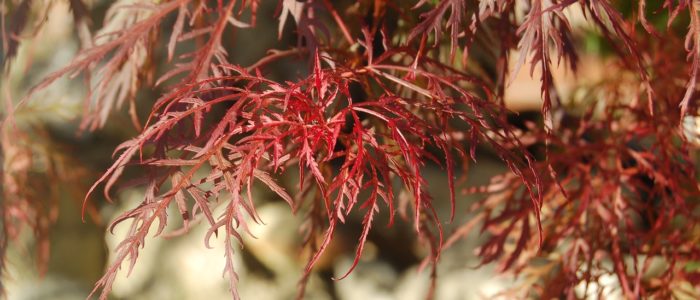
[0,1,626,299]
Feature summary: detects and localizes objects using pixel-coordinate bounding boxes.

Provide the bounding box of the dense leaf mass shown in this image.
[3,0,700,299]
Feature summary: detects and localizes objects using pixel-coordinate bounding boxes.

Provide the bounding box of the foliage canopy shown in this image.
[3,0,700,298]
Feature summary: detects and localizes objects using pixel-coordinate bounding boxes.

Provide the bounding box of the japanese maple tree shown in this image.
[3,0,700,299]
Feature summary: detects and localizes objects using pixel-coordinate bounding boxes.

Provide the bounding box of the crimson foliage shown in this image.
[3,0,700,299]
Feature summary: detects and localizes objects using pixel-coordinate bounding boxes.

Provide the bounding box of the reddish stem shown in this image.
[321,0,355,46]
